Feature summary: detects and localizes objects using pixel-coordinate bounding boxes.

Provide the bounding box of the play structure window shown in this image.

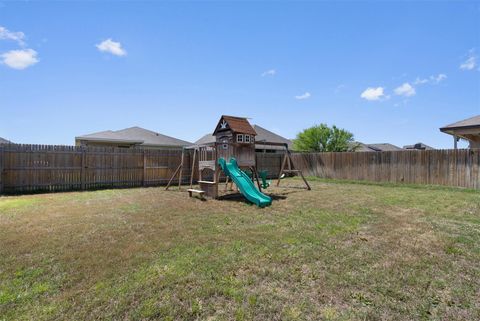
[236,134,244,143]
[245,135,251,143]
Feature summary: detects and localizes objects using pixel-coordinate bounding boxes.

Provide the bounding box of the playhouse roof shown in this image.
[196,124,292,150]
[213,115,257,136]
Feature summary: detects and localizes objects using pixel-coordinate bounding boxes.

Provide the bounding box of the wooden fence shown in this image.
[0,144,192,194]
[255,153,283,179]
[290,149,480,189]
[1,145,479,194]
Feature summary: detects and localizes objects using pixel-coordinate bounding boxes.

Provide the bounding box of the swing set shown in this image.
[165,115,310,205]
[255,140,311,190]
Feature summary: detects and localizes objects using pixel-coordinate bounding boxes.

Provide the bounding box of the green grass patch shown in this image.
[0,198,40,213]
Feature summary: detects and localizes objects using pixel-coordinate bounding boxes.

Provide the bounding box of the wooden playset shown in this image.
[166,115,310,206]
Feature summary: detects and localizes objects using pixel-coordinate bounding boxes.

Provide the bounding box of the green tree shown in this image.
[293,124,355,152]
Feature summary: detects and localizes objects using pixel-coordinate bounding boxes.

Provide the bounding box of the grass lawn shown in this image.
[0,178,479,320]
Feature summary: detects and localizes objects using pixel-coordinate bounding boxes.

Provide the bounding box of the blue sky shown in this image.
[1,1,479,148]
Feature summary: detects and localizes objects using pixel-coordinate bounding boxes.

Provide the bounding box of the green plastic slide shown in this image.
[218,157,272,207]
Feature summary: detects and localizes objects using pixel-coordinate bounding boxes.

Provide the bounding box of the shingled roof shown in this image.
[349,142,402,152]
[194,133,216,146]
[76,127,191,147]
[366,143,403,152]
[213,115,257,136]
[440,115,480,132]
[253,125,292,149]
[0,137,11,144]
[403,142,435,150]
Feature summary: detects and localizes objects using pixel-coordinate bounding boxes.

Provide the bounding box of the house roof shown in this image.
[403,142,435,150]
[213,115,257,136]
[76,126,192,147]
[350,142,402,152]
[194,133,216,146]
[253,125,292,149]
[349,142,373,152]
[367,143,403,152]
[0,137,11,144]
[440,115,480,131]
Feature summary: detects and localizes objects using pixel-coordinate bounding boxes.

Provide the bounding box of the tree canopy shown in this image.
[293,124,355,152]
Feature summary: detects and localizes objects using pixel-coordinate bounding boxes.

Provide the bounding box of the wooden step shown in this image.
[187,188,205,199]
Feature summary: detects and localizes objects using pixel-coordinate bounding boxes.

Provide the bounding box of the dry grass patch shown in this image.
[0,178,479,320]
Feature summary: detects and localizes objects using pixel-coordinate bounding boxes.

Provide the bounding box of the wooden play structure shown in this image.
[196,115,262,199]
[276,146,311,190]
[166,115,310,205]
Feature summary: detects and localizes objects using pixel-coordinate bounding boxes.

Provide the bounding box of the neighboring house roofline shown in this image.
[253,124,292,148]
[76,126,192,147]
[440,115,480,132]
[349,141,402,152]
[403,142,435,150]
[75,137,144,144]
[0,137,12,144]
[440,124,480,132]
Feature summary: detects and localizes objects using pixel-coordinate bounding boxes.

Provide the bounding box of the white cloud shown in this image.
[1,49,38,69]
[295,92,311,100]
[0,26,26,46]
[96,39,126,56]
[360,87,386,101]
[460,56,477,70]
[414,73,447,85]
[430,73,447,83]
[394,82,416,97]
[460,50,477,70]
[413,77,428,85]
[261,69,276,77]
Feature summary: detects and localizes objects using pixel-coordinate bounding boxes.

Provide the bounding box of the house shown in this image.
[350,142,403,152]
[194,133,216,146]
[75,126,192,149]
[403,143,434,150]
[0,137,12,145]
[440,115,480,149]
[194,124,293,153]
[253,125,293,153]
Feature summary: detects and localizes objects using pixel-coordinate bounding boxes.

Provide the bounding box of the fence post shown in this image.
[81,147,86,190]
[0,145,4,195]
[143,150,147,187]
